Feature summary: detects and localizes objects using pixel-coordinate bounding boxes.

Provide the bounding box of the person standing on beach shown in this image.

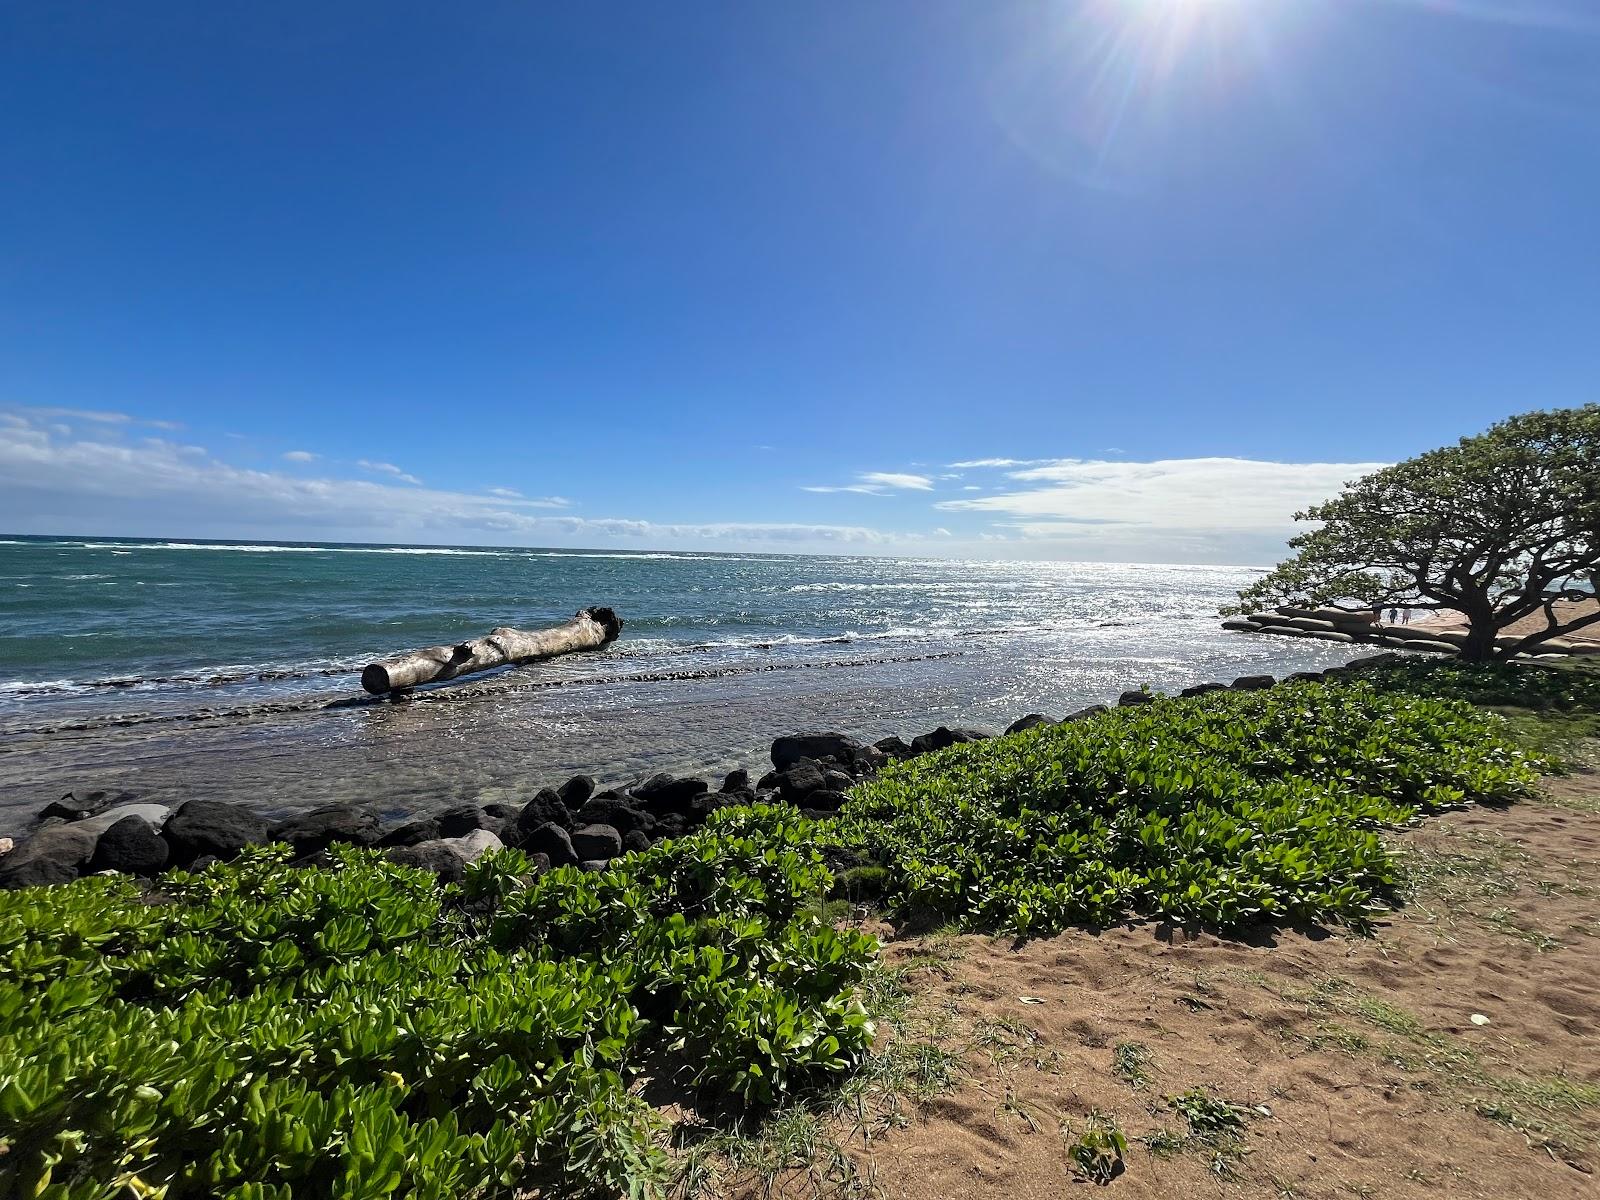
[1388,606,1398,624]
[1401,608,1411,624]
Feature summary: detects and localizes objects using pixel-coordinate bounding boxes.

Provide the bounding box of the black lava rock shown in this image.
[523,822,579,868]
[1231,674,1276,690]
[576,797,655,836]
[777,759,827,800]
[88,816,169,876]
[558,775,597,807]
[771,733,886,775]
[621,829,651,854]
[0,825,98,888]
[874,735,914,760]
[909,727,994,756]
[1118,690,1155,706]
[515,789,573,836]
[570,823,623,861]
[801,789,848,812]
[1064,704,1109,721]
[1005,714,1057,735]
[164,800,269,865]
[721,768,751,793]
[435,804,501,840]
[1179,683,1228,698]
[385,840,466,884]
[37,795,93,824]
[269,806,380,856]
[378,816,441,848]
[632,775,710,815]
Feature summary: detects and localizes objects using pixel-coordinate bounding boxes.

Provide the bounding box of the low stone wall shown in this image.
[1224,607,1599,661]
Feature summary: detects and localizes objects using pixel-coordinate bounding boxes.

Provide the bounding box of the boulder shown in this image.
[523,822,579,868]
[1284,671,1325,683]
[88,816,169,875]
[874,735,914,760]
[558,775,597,807]
[631,774,710,814]
[756,769,783,791]
[801,789,848,813]
[440,828,503,865]
[1302,630,1355,643]
[481,802,521,821]
[269,806,380,856]
[1179,683,1228,698]
[1230,675,1276,690]
[36,795,94,824]
[771,733,886,774]
[164,800,269,865]
[435,804,503,840]
[1064,705,1109,721]
[571,823,623,861]
[1118,690,1155,706]
[576,797,655,836]
[621,829,652,855]
[1005,714,1057,734]
[514,790,573,836]
[378,816,441,848]
[821,768,855,792]
[1220,619,1261,633]
[580,859,612,873]
[1283,617,1337,632]
[777,759,828,800]
[0,825,99,888]
[909,727,994,755]
[721,768,751,793]
[386,840,466,883]
[1257,624,1308,638]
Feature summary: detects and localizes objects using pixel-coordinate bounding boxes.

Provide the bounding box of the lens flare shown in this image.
[988,0,1278,191]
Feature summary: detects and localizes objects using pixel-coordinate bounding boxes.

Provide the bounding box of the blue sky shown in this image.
[2,0,1596,562]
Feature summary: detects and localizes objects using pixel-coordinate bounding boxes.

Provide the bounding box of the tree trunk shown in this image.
[1460,617,1498,663]
[360,607,622,694]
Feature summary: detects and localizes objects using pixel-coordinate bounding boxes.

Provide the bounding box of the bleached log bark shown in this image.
[360,607,622,694]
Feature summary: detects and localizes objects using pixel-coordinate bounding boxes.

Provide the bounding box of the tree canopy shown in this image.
[1230,405,1600,660]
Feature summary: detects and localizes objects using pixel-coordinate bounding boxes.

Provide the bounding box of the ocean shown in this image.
[0,535,1366,831]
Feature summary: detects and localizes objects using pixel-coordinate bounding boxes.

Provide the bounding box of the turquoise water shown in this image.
[0,535,1365,829]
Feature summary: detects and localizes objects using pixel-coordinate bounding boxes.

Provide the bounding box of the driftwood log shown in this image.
[360,607,622,694]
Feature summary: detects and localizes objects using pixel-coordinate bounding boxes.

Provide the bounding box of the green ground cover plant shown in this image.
[0,805,876,1200]
[833,679,1540,933]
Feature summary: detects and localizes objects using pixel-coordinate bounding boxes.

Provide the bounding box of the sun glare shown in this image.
[988,0,1271,189]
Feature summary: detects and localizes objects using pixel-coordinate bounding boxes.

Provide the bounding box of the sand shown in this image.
[1412,597,1600,643]
[782,776,1600,1198]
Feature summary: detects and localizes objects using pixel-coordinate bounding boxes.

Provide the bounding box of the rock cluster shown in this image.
[0,660,1408,890]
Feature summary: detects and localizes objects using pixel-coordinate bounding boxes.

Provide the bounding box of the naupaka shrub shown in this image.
[833,680,1540,933]
[0,804,875,1199]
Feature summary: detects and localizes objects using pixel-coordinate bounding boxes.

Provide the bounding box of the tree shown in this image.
[1228,405,1600,661]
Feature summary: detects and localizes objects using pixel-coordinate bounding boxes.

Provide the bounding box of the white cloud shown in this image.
[805,471,934,495]
[283,450,318,463]
[487,487,571,508]
[0,413,898,552]
[356,459,423,486]
[935,457,1386,538]
[946,457,1049,469]
[861,472,933,491]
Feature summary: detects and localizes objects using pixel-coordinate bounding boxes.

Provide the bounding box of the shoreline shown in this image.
[0,650,1408,888]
